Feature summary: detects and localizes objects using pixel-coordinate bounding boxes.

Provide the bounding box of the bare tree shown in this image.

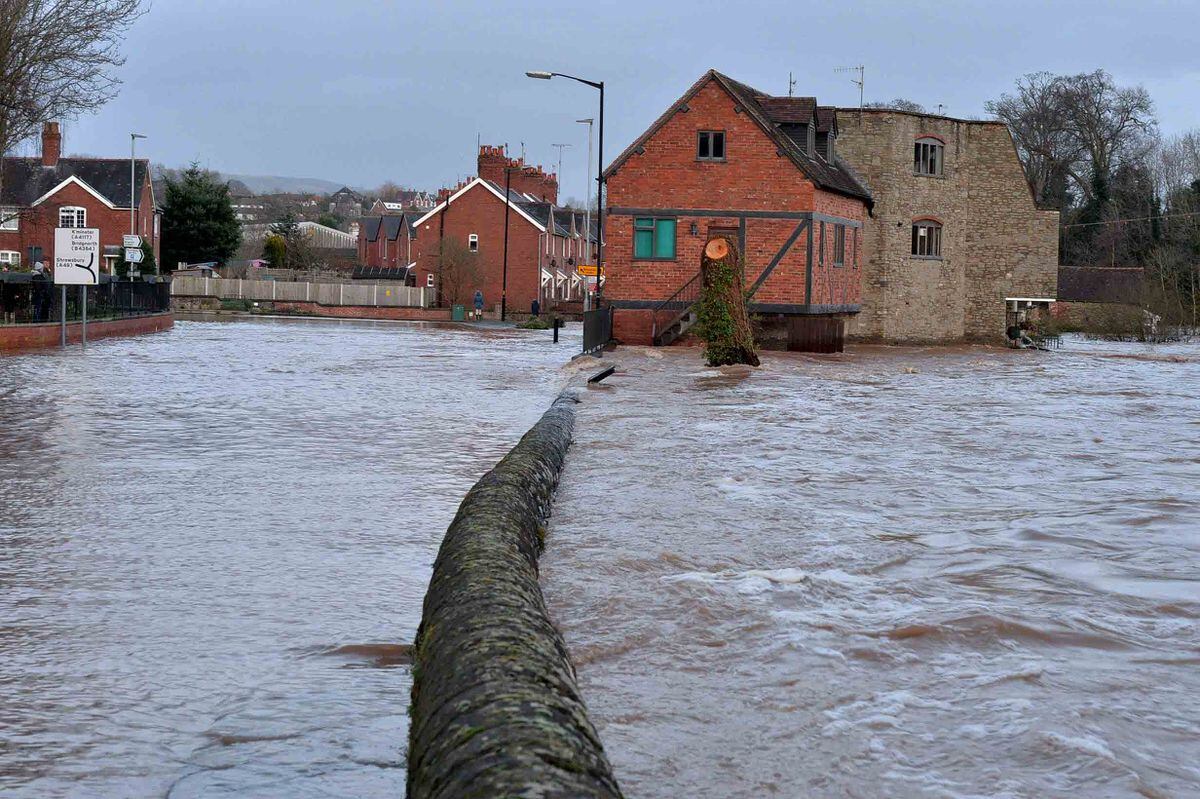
[986,72,1082,209]
[1058,70,1156,203]
[0,0,146,203]
[434,237,481,307]
[864,98,926,113]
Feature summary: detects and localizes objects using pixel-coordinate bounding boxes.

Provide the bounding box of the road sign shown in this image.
[123,234,142,248]
[54,228,100,285]
[577,263,598,277]
[125,247,144,264]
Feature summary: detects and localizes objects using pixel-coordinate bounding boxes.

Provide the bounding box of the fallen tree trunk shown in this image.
[696,236,760,366]
[407,391,623,799]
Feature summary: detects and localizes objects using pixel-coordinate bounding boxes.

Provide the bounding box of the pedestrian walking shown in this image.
[473,289,484,320]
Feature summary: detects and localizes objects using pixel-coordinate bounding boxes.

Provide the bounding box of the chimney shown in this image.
[41,122,62,167]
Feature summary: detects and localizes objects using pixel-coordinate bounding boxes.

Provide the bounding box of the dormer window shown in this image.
[697,131,725,161]
[914,137,945,176]
[808,123,816,156]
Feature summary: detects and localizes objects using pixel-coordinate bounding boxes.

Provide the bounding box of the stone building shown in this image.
[835,109,1059,342]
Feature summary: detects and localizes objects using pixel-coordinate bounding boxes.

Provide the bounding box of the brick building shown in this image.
[602,70,871,348]
[405,146,593,312]
[1,122,160,273]
[358,213,415,270]
[835,109,1059,342]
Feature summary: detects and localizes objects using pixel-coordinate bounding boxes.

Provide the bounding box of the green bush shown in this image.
[517,317,551,330]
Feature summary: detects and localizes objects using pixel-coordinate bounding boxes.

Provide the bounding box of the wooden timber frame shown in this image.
[606,206,862,315]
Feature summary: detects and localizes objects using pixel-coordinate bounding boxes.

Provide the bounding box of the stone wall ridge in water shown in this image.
[407,389,624,799]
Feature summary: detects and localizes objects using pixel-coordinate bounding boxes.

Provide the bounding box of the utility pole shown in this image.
[130,133,146,277]
[577,118,593,312]
[788,72,797,97]
[551,143,571,186]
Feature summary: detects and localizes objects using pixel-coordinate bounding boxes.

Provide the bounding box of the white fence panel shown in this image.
[172,277,429,308]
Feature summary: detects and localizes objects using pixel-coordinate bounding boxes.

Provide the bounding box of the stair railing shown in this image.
[650,271,703,344]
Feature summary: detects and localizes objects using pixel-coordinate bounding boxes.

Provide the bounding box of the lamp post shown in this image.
[130,133,146,277]
[526,71,604,305]
[500,164,523,322]
[576,117,593,312]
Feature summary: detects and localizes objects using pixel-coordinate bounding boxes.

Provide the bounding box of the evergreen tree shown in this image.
[160,164,241,270]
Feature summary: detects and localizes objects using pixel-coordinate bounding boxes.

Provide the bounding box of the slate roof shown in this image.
[361,214,413,242]
[1,157,153,208]
[361,216,383,242]
[605,69,872,208]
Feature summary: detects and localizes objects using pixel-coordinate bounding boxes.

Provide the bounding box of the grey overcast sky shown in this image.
[39,0,1200,201]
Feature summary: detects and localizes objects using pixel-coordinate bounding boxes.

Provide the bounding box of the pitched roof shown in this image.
[604,69,871,208]
[361,216,383,242]
[1,157,153,208]
[410,178,547,232]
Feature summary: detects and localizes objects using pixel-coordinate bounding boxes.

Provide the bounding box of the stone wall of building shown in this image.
[836,110,1058,343]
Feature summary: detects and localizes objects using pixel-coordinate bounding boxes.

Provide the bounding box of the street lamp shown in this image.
[526,71,604,306]
[500,164,524,322]
[130,133,147,277]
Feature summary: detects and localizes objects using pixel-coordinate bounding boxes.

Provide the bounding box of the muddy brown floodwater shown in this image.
[0,317,579,798]
[543,337,1200,799]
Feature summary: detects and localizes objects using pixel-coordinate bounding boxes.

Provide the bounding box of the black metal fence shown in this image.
[582,305,613,355]
[0,276,171,325]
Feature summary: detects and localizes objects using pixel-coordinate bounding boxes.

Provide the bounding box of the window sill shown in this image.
[912,172,947,179]
[910,255,944,261]
[633,257,677,263]
[696,158,727,163]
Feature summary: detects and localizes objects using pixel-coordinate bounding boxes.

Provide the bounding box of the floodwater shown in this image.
[544,337,1200,798]
[0,317,578,798]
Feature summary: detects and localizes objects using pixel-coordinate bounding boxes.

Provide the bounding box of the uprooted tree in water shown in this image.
[695,236,760,367]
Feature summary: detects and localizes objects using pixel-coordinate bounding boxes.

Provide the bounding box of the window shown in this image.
[426,273,435,287]
[1,207,18,231]
[468,233,478,252]
[154,215,160,238]
[697,131,725,161]
[59,206,86,228]
[633,217,676,260]
[912,220,943,257]
[833,224,846,266]
[0,251,20,267]
[914,137,944,176]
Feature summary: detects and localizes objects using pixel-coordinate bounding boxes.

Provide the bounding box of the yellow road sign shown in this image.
[577,264,598,277]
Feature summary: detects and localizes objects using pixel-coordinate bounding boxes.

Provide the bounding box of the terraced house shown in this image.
[603,70,1059,347]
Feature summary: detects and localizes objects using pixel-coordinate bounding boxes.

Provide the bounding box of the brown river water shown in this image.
[543,339,1200,799]
[2,319,1197,798]
[0,317,579,798]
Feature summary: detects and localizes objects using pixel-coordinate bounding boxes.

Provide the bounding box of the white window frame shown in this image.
[0,250,21,267]
[426,273,435,288]
[914,137,945,176]
[0,207,19,231]
[468,233,479,252]
[59,206,87,228]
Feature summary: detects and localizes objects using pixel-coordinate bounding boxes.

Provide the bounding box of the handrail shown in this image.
[651,270,703,342]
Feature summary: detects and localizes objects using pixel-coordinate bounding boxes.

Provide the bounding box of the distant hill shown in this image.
[224,174,347,195]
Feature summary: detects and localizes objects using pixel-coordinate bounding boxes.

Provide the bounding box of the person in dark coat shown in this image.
[31,262,50,322]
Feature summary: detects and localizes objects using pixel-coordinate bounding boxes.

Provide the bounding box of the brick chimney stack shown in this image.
[41,122,62,167]
[476,145,558,204]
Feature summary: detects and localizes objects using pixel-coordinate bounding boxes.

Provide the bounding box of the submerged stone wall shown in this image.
[407,392,623,799]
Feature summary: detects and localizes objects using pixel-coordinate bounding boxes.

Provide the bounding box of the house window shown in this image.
[914,137,944,176]
[426,273,435,287]
[633,217,676,260]
[697,131,725,161]
[154,215,160,238]
[59,206,86,228]
[912,220,943,257]
[468,233,478,252]
[1,207,18,231]
[0,251,20,267]
[833,224,846,266]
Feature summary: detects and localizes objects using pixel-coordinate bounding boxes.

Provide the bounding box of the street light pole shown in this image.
[501,166,513,322]
[526,71,605,305]
[130,133,146,278]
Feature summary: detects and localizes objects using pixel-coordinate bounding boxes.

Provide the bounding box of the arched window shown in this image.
[468,233,479,252]
[912,219,943,257]
[913,137,944,176]
[59,206,87,228]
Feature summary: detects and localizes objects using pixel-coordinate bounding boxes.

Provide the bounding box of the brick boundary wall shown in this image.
[0,313,173,353]
[407,391,623,799]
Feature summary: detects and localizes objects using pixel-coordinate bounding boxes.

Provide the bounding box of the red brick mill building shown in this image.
[603,70,871,349]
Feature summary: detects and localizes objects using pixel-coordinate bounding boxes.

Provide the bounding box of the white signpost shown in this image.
[123,234,142,249]
[125,248,144,264]
[54,227,100,349]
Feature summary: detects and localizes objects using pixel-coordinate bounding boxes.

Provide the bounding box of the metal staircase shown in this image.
[650,271,702,346]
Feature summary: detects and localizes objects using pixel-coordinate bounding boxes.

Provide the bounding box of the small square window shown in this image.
[633,217,676,259]
[912,222,943,257]
[0,208,18,232]
[697,131,725,161]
